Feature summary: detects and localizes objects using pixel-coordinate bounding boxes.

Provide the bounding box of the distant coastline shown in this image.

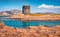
[0,14,60,21]
[9,14,60,21]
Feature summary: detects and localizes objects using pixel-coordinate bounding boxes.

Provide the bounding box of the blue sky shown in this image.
[0,0,60,14]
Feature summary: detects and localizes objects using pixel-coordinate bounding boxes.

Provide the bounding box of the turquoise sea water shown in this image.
[0,19,60,28]
[0,16,60,28]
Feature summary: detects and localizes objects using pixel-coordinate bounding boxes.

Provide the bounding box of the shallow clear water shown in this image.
[0,19,60,28]
[0,16,9,18]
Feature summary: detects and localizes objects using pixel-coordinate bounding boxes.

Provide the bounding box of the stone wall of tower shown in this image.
[22,6,30,14]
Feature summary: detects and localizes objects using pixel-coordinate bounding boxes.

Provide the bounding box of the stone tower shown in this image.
[22,6,30,14]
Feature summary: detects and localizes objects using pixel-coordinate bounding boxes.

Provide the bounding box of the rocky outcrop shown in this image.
[0,22,60,37]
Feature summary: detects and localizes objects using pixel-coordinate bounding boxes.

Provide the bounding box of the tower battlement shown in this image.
[22,6,30,14]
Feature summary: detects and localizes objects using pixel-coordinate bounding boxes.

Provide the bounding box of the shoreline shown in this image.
[10,14,60,21]
[0,14,60,21]
[0,22,60,37]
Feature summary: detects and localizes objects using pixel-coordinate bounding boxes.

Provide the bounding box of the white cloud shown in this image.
[38,4,60,8]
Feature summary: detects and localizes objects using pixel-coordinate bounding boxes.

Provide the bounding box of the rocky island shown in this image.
[10,14,60,21]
